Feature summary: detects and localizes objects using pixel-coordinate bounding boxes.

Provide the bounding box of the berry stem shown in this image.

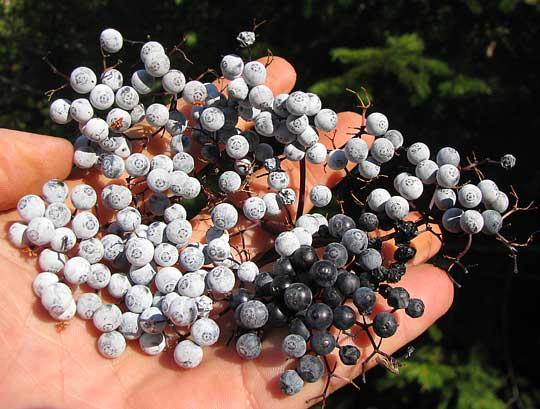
[295,158,307,222]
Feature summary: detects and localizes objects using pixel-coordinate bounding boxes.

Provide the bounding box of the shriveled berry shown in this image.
[339,345,361,365]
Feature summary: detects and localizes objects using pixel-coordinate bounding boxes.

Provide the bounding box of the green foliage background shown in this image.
[1,1,539,408]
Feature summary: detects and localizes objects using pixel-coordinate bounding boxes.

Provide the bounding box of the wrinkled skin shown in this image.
[0,56,453,409]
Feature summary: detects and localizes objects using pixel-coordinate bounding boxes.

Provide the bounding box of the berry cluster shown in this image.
[8,27,529,402]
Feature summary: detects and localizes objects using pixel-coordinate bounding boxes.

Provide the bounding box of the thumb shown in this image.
[0,129,73,211]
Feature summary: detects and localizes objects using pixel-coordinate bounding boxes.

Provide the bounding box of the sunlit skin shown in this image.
[0,56,453,409]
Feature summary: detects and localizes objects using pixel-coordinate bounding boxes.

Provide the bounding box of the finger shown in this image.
[0,129,73,211]
[189,111,371,259]
[238,263,454,409]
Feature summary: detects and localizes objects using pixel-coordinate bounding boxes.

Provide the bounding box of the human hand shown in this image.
[0,57,453,409]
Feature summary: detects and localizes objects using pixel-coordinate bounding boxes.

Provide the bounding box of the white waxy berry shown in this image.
[73,146,98,169]
[365,112,388,136]
[200,107,225,132]
[206,238,230,262]
[182,177,201,199]
[106,108,131,132]
[221,54,244,80]
[286,91,309,116]
[8,222,28,248]
[100,28,123,53]
[436,164,460,188]
[82,117,109,142]
[155,266,182,294]
[125,237,155,267]
[117,207,141,232]
[101,69,123,91]
[77,293,102,320]
[97,331,126,359]
[254,111,277,137]
[140,41,165,63]
[306,142,327,164]
[327,149,348,170]
[78,238,104,264]
[211,203,238,230]
[357,157,381,179]
[17,194,45,222]
[384,129,404,149]
[227,77,249,100]
[226,134,250,159]
[183,80,207,105]
[237,261,259,282]
[249,85,274,110]
[167,296,197,326]
[25,217,55,246]
[144,52,170,77]
[385,196,410,220]
[100,153,125,179]
[272,93,289,117]
[139,307,167,335]
[177,272,206,298]
[115,85,140,110]
[286,114,309,135]
[162,69,186,94]
[442,208,464,233]
[393,172,411,192]
[151,154,174,172]
[125,285,153,314]
[275,231,301,257]
[306,92,322,116]
[87,263,111,290]
[50,227,77,252]
[125,153,150,178]
[206,227,229,244]
[38,248,67,274]
[367,188,391,212]
[477,179,499,205]
[164,203,187,223]
[458,184,483,208]
[129,263,156,286]
[49,98,71,124]
[295,214,319,235]
[341,228,369,254]
[33,272,59,298]
[310,185,332,208]
[268,171,290,190]
[460,209,484,234]
[407,142,430,165]
[69,98,94,123]
[50,299,76,321]
[206,266,235,293]
[284,143,305,161]
[218,171,242,194]
[131,69,154,95]
[89,84,114,110]
[435,188,457,210]
[191,318,220,347]
[243,197,267,221]
[139,333,166,355]
[314,108,337,132]
[102,184,132,210]
[119,311,143,340]
[486,191,509,213]
[371,137,395,163]
[41,282,73,315]
[242,61,266,87]
[399,176,424,201]
[72,211,99,239]
[166,219,193,246]
[146,168,171,193]
[344,138,368,163]
[436,147,461,167]
[174,339,203,368]
[415,159,439,184]
[145,103,169,128]
[154,242,179,267]
[263,192,282,215]
[482,210,503,235]
[70,67,97,94]
[63,256,91,285]
[292,227,313,246]
[108,273,131,298]
[70,184,97,210]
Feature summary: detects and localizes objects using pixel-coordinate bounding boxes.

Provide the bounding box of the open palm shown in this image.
[0,57,453,409]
